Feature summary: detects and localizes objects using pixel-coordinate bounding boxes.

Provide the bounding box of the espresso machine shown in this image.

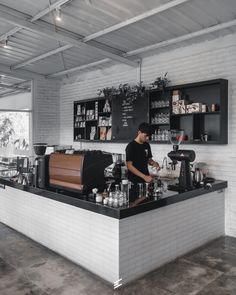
[168,130,196,192]
[49,150,113,193]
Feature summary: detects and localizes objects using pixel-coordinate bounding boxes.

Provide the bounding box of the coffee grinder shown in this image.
[167,130,195,192]
[33,143,50,189]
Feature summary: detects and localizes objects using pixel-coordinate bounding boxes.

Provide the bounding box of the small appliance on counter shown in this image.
[168,130,196,192]
[49,150,113,194]
[16,157,33,186]
[193,167,204,187]
[192,162,210,187]
[104,153,126,184]
[33,143,50,189]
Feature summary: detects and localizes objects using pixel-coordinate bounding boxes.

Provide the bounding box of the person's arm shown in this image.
[148,158,161,170]
[146,144,160,170]
[126,161,153,183]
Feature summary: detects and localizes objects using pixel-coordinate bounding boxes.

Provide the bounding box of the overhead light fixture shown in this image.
[55,7,62,21]
[0,39,8,48]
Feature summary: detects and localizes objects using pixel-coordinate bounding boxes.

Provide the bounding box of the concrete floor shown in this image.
[1,222,236,295]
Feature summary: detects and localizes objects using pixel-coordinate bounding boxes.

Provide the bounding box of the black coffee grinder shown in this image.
[33,143,49,189]
[168,130,195,192]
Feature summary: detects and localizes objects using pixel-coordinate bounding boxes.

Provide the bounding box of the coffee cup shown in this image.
[201,133,208,141]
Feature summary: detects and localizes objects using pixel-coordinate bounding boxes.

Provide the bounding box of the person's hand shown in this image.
[154,162,161,171]
[143,175,153,183]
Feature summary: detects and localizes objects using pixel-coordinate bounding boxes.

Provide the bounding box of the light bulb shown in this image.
[55,7,61,21]
[0,39,8,48]
[3,40,8,48]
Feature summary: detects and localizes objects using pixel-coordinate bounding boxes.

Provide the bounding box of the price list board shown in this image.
[112,94,148,141]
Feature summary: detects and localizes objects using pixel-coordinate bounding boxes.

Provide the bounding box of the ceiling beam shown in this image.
[0,90,21,97]
[0,83,30,91]
[0,5,138,67]
[46,19,236,78]
[9,0,190,70]
[0,63,45,80]
[0,0,71,42]
[83,0,191,42]
[46,58,110,78]
[0,27,21,42]
[30,0,71,22]
[12,44,72,70]
[125,19,236,56]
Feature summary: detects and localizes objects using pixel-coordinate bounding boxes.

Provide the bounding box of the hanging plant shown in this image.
[133,81,146,97]
[98,86,119,98]
[98,82,146,104]
[151,72,170,91]
[118,82,147,103]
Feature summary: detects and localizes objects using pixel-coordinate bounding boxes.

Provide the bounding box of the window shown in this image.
[0,111,31,154]
[0,89,32,157]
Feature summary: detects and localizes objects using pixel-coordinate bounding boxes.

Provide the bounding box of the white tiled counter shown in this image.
[0,182,225,286]
[0,185,119,284]
[119,190,225,284]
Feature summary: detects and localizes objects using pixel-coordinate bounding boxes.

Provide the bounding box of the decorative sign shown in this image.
[112,94,148,140]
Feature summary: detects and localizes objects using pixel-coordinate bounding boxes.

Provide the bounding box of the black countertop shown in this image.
[0,178,227,219]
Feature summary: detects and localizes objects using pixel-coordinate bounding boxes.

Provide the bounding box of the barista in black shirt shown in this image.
[125,122,160,184]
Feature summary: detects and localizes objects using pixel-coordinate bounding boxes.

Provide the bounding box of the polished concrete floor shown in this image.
[1,222,236,295]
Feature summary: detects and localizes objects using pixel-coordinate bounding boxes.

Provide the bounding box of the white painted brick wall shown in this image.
[59,32,236,237]
[119,191,225,284]
[33,78,60,145]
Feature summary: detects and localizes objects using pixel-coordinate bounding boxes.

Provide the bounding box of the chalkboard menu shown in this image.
[112,94,149,140]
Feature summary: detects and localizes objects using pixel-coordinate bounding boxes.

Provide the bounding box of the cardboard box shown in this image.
[179,105,186,114]
[172,106,180,114]
[176,99,187,107]
[172,90,181,95]
[186,105,194,113]
[172,94,180,102]
[191,103,202,112]
[186,103,202,113]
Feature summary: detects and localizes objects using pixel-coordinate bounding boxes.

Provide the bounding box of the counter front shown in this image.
[0,177,227,286]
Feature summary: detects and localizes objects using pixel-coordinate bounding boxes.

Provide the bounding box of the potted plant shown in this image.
[151,72,170,91]
[98,86,118,98]
[98,82,147,104]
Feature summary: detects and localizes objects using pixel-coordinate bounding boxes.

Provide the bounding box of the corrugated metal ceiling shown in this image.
[0,73,31,98]
[0,0,236,83]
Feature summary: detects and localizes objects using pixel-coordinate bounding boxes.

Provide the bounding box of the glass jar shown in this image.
[121,179,129,205]
[108,192,114,207]
[137,183,143,198]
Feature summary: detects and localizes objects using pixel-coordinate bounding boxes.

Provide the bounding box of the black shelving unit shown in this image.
[73,79,228,144]
[169,79,228,144]
[148,89,171,143]
[74,97,112,141]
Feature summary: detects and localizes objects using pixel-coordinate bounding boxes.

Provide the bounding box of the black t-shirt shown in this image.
[125,140,152,184]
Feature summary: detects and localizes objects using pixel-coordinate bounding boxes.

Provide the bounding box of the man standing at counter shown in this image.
[125,122,160,184]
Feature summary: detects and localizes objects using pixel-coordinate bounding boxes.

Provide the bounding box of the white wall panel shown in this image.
[33,78,60,145]
[59,32,236,236]
[0,91,32,110]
